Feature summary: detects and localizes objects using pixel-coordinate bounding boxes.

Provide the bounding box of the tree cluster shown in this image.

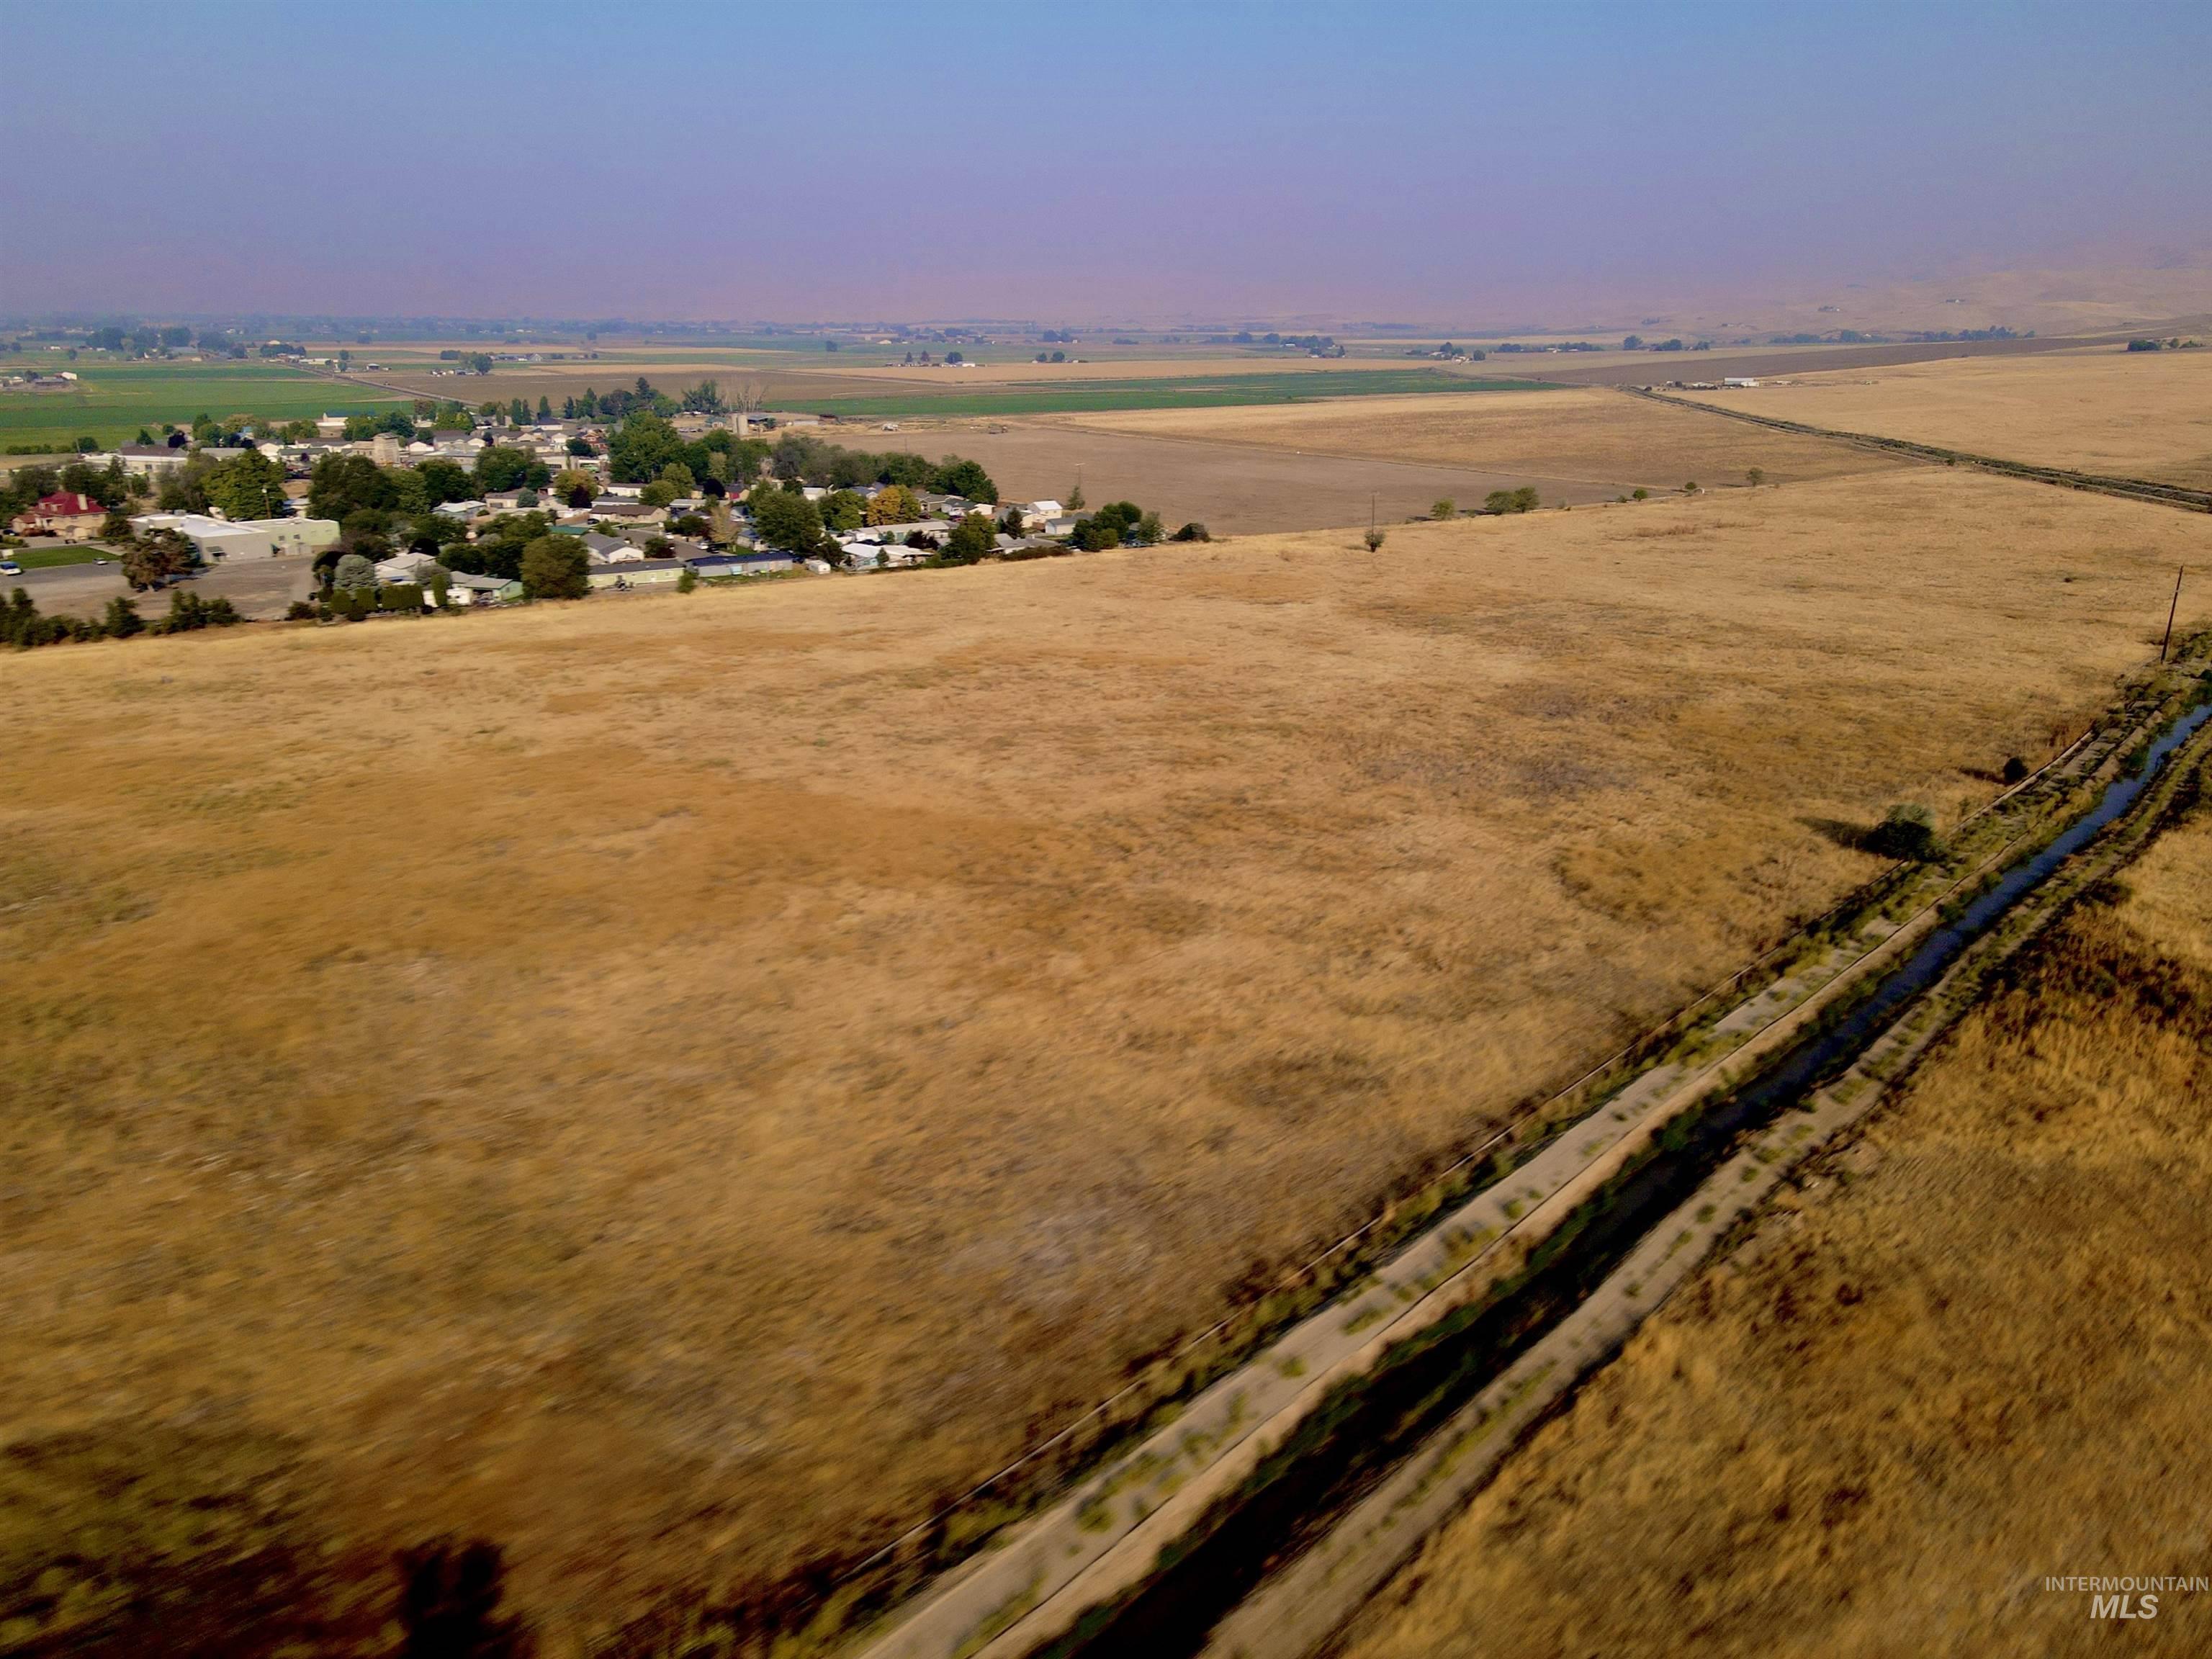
[520,534,590,599]
[606,413,766,488]
[120,528,202,590]
[568,377,680,422]
[2,586,234,651]
[760,432,996,502]
[1068,500,1161,551]
[747,485,827,556]
[935,513,999,565]
[82,324,195,356]
[305,451,547,552]
[0,459,132,522]
[441,511,559,581]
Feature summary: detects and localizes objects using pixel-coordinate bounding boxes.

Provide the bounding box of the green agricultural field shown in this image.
[0,361,409,452]
[794,367,1552,418]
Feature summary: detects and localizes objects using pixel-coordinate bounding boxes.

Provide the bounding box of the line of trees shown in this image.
[3,587,236,651]
[597,413,1001,507]
[756,430,997,500]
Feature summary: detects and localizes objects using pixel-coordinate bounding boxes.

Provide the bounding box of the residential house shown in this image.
[586,558,686,590]
[374,549,441,584]
[444,572,522,606]
[112,443,194,480]
[315,415,348,439]
[684,551,792,578]
[12,491,108,541]
[841,521,936,546]
[580,534,640,565]
[482,490,537,513]
[588,500,667,526]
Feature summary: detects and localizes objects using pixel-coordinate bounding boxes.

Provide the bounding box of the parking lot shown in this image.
[4,544,316,620]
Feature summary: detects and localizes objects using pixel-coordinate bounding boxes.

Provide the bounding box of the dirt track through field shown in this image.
[1630,387,2212,514]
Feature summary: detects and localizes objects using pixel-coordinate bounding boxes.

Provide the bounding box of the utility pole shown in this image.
[2160,564,2185,662]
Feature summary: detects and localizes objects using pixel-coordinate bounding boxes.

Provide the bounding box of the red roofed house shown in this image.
[12,492,109,543]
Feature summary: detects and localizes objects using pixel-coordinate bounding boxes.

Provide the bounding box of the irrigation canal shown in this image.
[1053,686,2212,1659]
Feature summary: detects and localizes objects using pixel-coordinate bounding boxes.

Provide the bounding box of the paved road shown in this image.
[6,548,314,621]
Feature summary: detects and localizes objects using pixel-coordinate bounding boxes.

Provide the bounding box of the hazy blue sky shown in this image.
[4,0,2208,325]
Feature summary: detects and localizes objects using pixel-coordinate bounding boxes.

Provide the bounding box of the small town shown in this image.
[0,384,1208,644]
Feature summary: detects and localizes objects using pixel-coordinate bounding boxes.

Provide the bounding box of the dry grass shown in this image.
[811,416,1636,535]
[1678,346,2212,486]
[1343,789,2212,1659]
[2,471,2206,1650]
[1063,387,1913,495]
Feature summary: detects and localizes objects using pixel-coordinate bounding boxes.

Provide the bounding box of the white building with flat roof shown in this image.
[132,513,338,560]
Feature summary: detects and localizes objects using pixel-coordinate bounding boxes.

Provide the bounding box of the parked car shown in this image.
[0,559,22,576]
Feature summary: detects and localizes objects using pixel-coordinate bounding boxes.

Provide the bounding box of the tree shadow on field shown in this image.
[397,1538,533,1659]
[1800,814,1874,853]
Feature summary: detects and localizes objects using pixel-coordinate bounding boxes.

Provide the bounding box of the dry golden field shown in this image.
[1344,787,2212,1659]
[822,418,1635,534]
[2,471,2206,1651]
[1678,346,2212,486]
[1066,387,1917,496]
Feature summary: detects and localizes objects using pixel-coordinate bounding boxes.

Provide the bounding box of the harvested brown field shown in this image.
[1065,387,1915,496]
[3,471,2206,1652]
[827,417,1633,534]
[1677,345,2212,486]
[1342,783,2212,1659]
